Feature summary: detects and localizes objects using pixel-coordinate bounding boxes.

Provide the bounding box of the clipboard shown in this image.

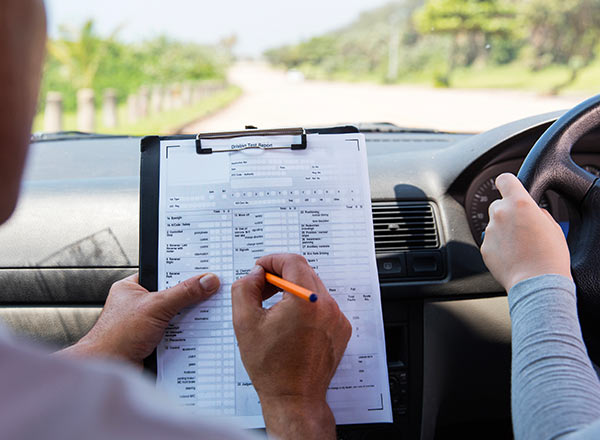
[139,125,359,373]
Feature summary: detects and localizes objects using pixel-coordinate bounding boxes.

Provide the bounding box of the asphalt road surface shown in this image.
[182,62,587,134]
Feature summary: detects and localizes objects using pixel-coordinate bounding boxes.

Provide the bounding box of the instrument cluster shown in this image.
[465,157,600,245]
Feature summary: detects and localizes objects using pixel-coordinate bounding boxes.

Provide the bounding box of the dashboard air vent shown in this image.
[372,202,439,252]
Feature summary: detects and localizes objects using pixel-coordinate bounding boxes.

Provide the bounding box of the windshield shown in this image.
[38,0,596,136]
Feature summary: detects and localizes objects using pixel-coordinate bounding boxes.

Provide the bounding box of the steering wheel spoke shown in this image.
[518,95,600,204]
[555,159,598,203]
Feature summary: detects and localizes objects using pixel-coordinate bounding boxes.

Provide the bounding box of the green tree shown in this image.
[264,1,425,81]
[48,20,119,89]
[522,0,600,94]
[40,20,228,112]
[415,0,518,85]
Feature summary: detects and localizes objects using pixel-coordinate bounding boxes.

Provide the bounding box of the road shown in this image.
[182,62,587,134]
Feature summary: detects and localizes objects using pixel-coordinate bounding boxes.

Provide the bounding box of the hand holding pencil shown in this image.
[265,272,318,303]
[231,253,352,440]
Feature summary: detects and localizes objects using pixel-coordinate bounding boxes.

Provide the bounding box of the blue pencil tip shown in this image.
[309,293,318,302]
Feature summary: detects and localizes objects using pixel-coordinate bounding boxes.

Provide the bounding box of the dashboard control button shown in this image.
[377,255,406,278]
[407,251,443,277]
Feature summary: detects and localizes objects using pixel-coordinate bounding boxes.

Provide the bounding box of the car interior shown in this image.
[7,0,600,437]
[4,105,600,438]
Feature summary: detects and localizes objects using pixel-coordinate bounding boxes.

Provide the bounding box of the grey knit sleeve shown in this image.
[509,274,600,440]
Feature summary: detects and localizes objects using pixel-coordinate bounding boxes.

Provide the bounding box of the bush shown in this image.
[40,21,229,113]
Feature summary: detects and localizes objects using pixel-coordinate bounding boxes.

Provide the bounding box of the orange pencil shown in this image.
[265,272,318,303]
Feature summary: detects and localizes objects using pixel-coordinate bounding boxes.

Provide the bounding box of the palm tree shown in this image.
[48,20,120,89]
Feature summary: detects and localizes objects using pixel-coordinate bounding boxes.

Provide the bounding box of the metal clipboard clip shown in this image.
[195,127,307,154]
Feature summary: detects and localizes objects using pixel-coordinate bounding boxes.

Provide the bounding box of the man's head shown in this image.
[0,0,47,224]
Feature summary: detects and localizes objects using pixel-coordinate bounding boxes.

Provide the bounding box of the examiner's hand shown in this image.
[481,173,572,292]
[232,254,351,440]
[59,273,220,366]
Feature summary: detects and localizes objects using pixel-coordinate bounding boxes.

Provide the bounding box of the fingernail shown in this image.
[199,274,219,292]
[250,265,263,275]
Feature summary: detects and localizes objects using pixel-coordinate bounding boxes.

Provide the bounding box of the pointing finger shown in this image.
[232,265,267,329]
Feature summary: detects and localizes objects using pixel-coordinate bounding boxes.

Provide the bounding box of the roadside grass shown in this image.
[297,63,385,84]
[449,62,600,94]
[33,85,242,136]
[294,61,600,95]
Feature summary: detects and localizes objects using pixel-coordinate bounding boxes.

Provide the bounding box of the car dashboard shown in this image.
[2,110,598,439]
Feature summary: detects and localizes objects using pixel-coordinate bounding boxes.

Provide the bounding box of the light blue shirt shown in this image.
[510,274,600,439]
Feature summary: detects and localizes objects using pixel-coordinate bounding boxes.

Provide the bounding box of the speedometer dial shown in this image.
[467,172,550,245]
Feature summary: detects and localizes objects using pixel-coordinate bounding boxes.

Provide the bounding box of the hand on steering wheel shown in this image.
[481,173,572,292]
[499,94,600,360]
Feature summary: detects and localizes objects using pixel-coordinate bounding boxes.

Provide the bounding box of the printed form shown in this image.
[156,133,392,427]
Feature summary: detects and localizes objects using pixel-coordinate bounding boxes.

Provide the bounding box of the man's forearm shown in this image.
[260,396,336,440]
[54,336,140,368]
[55,338,103,359]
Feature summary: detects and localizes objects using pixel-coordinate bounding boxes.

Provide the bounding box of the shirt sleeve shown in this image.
[0,326,260,440]
[509,274,600,440]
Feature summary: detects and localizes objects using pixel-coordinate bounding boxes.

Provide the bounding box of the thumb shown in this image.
[150,273,220,318]
[232,265,266,329]
[495,173,533,201]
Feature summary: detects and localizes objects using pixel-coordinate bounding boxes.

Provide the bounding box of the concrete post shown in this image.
[138,86,149,118]
[163,85,173,111]
[127,94,139,123]
[43,91,63,132]
[102,88,118,128]
[76,88,95,132]
[181,82,192,107]
[172,83,183,109]
[192,83,202,103]
[386,13,401,82]
[150,85,163,114]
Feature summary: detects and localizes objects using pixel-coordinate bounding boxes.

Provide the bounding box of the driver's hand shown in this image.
[232,253,351,440]
[481,173,572,291]
[58,273,220,366]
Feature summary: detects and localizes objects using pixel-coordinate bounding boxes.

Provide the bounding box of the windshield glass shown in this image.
[38,0,596,136]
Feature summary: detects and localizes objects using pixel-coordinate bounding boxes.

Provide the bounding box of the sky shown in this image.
[45,0,393,56]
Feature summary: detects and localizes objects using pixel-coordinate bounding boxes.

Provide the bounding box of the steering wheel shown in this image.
[518,94,600,360]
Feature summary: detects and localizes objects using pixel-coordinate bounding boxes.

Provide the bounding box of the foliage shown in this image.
[41,20,230,112]
[415,0,518,37]
[265,2,423,80]
[47,20,118,90]
[263,0,600,94]
[521,0,600,93]
[415,0,519,84]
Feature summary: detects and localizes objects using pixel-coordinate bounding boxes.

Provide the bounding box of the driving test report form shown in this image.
[156,132,392,427]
